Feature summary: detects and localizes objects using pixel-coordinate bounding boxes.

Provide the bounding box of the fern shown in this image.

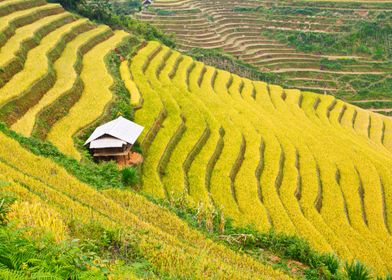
[0,269,26,280]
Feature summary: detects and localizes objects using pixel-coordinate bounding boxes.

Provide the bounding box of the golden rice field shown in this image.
[127,41,392,275]
[0,131,288,279]
[1,0,392,277]
[134,0,392,114]
[0,0,289,278]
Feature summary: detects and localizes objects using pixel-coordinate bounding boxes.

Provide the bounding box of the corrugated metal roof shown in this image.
[84,116,144,146]
[89,136,127,149]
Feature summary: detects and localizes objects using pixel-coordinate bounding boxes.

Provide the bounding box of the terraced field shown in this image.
[0,1,292,278]
[126,41,392,275]
[0,0,133,159]
[1,0,392,277]
[0,126,290,279]
[135,0,392,114]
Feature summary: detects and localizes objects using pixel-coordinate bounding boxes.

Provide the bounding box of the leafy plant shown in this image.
[0,196,14,226]
[345,260,371,280]
[121,167,140,187]
[322,253,340,275]
[0,223,151,279]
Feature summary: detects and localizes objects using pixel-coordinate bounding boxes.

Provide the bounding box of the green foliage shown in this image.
[186,48,283,84]
[111,0,141,15]
[0,219,158,279]
[106,41,137,121]
[148,7,200,15]
[0,230,100,278]
[322,254,340,275]
[344,260,371,280]
[151,8,175,16]
[49,0,176,48]
[320,58,357,70]
[0,195,14,226]
[273,20,392,59]
[0,123,123,189]
[270,6,320,16]
[0,191,157,279]
[233,6,266,13]
[234,6,322,16]
[121,167,140,187]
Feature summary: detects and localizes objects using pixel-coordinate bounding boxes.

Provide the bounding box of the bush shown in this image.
[121,167,140,187]
[0,222,150,279]
[345,260,371,280]
[322,253,340,275]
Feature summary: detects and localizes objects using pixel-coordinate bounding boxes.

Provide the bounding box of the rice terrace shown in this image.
[0,0,391,278]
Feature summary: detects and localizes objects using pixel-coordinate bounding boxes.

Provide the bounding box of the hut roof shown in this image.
[89,136,127,149]
[85,116,144,147]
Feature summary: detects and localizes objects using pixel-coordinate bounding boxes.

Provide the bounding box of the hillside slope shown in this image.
[127,41,392,275]
[135,0,392,114]
[0,131,290,279]
[0,0,392,277]
[0,1,291,278]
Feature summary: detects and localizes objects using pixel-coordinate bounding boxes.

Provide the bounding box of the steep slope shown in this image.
[1,0,392,277]
[127,41,392,275]
[135,0,392,114]
[0,0,131,156]
[0,131,290,279]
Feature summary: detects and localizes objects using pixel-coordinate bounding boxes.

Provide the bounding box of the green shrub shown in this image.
[154,8,175,16]
[322,253,340,275]
[345,260,371,280]
[0,222,154,279]
[121,167,140,187]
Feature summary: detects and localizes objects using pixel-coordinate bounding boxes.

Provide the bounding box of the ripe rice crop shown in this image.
[0,131,290,279]
[12,25,112,136]
[8,201,69,242]
[129,41,392,275]
[47,31,130,159]
[120,60,141,107]
[1,1,392,276]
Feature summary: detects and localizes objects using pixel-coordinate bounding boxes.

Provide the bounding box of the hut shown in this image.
[84,116,144,166]
[142,0,153,8]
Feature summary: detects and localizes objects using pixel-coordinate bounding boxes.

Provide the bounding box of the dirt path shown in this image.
[272,68,387,75]
[351,99,392,103]
[370,108,392,112]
